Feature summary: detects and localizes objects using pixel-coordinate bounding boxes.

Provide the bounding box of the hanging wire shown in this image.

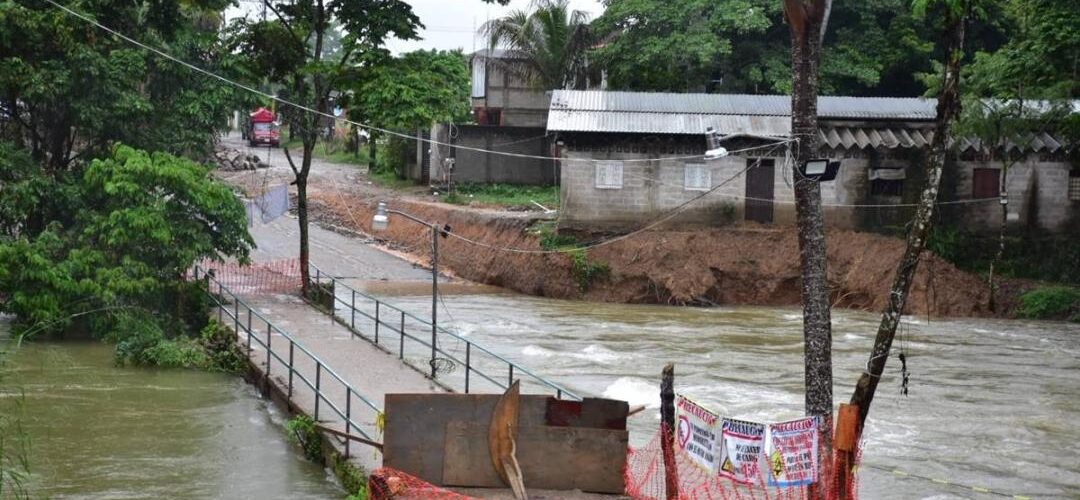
[40,0,793,165]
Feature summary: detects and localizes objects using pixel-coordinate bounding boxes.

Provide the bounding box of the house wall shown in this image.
[436,124,556,185]
[558,134,1077,233]
[470,63,551,128]
[945,157,1078,232]
[558,137,865,230]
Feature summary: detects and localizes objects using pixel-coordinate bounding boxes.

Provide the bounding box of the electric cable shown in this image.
[40,0,791,165]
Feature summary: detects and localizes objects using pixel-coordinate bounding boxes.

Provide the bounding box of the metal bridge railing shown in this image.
[309,263,582,401]
[193,265,382,457]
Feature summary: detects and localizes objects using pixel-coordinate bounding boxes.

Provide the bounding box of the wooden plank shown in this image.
[383,393,553,484]
[443,422,629,494]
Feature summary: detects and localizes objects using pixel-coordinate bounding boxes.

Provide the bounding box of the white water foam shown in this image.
[521,344,556,357]
[522,344,627,364]
[602,377,660,408]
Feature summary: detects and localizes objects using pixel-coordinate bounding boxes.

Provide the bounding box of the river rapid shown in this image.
[376,288,1080,499]
[0,319,343,499]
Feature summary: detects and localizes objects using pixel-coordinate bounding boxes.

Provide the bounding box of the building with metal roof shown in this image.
[549,90,1077,234]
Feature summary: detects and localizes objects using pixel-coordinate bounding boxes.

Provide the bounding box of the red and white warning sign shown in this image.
[675,394,720,472]
[766,416,820,487]
[717,417,766,484]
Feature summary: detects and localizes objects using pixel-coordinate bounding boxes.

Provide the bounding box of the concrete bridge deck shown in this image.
[210,215,618,498]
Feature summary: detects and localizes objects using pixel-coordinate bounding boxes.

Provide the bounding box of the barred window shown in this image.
[1069,169,1080,201]
[595,161,623,189]
[684,163,711,191]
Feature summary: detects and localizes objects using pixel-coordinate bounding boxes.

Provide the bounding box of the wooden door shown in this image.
[745,158,775,223]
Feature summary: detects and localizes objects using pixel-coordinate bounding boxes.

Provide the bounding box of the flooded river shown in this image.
[0,320,342,499]
[377,288,1080,499]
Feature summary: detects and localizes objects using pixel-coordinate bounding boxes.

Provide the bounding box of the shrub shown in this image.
[199,320,247,373]
[1016,286,1080,320]
[285,415,323,463]
[570,250,610,293]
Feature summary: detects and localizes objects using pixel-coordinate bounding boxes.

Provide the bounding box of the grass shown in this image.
[444,183,559,209]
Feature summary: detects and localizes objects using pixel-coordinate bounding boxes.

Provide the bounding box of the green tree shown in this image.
[0,0,249,168]
[0,144,252,358]
[344,49,471,175]
[592,0,989,96]
[480,0,594,90]
[228,0,421,294]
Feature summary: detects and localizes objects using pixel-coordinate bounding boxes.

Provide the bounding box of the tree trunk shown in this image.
[848,7,968,449]
[989,175,1006,312]
[784,3,834,494]
[297,0,328,297]
[369,131,378,172]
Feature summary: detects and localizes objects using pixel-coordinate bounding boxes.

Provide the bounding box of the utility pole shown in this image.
[783,1,834,497]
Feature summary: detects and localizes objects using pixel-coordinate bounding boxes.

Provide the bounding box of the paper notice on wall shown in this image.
[765,417,820,487]
[717,417,766,484]
[675,394,720,472]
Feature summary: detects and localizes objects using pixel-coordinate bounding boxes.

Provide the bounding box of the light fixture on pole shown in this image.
[797,158,841,182]
[371,201,448,379]
[704,127,729,160]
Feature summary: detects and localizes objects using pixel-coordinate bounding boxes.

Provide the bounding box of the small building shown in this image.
[548,90,1078,233]
[423,49,559,186]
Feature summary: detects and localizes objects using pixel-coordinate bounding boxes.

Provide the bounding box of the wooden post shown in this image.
[660,363,678,500]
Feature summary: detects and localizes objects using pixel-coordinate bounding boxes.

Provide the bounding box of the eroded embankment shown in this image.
[313,191,999,318]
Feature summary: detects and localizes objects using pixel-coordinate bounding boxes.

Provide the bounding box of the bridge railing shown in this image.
[193,265,382,457]
[309,263,582,401]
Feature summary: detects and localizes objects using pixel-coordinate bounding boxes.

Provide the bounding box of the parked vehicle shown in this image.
[247,107,280,147]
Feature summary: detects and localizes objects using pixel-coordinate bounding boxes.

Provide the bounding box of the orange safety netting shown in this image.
[368,468,476,500]
[190,258,302,294]
[624,424,860,500]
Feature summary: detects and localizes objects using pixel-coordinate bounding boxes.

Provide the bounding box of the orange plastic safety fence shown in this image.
[625,424,859,500]
[367,468,477,500]
[190,258,302,295]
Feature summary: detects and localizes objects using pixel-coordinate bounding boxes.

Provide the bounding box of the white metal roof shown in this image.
[547,90,938,135]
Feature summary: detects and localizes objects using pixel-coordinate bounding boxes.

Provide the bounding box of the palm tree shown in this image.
[479,0,594,90]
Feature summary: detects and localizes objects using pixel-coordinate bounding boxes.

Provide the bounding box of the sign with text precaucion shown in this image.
[718,417,765,484]
[675,394,720,472]
[766,417,820,487]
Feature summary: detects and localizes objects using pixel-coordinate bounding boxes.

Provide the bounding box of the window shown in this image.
[595,161,623,189]
[253,122,271,131]
[972,168,1000,199]
[1070,169,1080,201]
[869,167,905,197]
[684,163,711,191]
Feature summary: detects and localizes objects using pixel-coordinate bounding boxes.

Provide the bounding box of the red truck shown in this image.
[246,107,280,147]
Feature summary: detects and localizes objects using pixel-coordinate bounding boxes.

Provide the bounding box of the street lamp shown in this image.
[372,201,448,379]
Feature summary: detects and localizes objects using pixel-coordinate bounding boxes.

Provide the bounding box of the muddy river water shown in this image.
[375,287,1080,499]
[0,319,343,499]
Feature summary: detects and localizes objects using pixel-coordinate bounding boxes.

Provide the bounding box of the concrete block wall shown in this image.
[449,125,555,185]
[950,159,1077,232]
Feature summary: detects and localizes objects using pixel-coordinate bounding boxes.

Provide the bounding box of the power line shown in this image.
[40,0,792,165]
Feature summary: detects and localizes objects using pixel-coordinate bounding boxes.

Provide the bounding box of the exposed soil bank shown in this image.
[312,190,1013,318]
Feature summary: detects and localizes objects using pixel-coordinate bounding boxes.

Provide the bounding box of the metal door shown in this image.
[744,158,775,223]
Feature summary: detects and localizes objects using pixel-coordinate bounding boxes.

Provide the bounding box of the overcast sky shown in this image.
[227,0,604,54]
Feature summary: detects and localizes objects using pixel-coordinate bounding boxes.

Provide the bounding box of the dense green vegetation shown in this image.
[285,414,323,462]
[0,0,254,365]
[1017,287,1080,322]
[926,227,1080,286]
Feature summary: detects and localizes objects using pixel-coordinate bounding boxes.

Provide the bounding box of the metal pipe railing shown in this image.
[308,262,582,401]
[194,266,382,445]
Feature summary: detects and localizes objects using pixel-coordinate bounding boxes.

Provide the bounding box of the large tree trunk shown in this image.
[784,3,834,495]
[848,6,968,449]
[297,0,328,297]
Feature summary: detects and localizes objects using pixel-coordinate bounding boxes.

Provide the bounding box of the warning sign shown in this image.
[765,416,820,487]
[717,417,765,484]
[675,394,720,472]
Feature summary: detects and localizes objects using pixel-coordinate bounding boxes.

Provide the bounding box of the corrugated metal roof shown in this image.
[547,90,938,133]
[548,110,791,136]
